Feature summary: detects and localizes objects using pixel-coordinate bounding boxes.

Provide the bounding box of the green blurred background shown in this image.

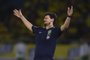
[0,0,90,43]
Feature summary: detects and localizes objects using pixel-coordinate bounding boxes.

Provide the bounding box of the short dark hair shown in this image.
[44,12,57,20]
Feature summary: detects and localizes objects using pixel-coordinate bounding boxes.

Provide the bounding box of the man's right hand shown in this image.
[13,9,33,32]
[13,9,23,18]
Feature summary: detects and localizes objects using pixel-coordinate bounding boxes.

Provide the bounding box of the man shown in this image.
[13,6,73,60]
[15,41,26,60]
[68,42,79,60]
[80,42,89,60]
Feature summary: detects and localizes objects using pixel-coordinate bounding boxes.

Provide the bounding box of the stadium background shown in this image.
[0,0,90,60]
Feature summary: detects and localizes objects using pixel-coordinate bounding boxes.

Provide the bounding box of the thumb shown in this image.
[19,9,22,15]
[19,9,21,12]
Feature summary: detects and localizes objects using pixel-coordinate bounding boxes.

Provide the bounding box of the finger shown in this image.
[14,12,19,17]
[70,6,73,13]
[68,7,71,13]
[13,11,18,15]
[14,13,17,16]
[14,11,17,15]
[19,9,22,14]
[68,7,70,10]
[19,9,21,12]
[14,9,20,15]
[14,9,19,13]
[13,9,18,13]
[19,9,23,15]
[13,10,17,15]
[15,9,19,13]
[71,6,73,10]
[13,9,16,12]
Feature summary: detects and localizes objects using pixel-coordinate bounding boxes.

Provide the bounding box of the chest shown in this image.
[35,28,59,40]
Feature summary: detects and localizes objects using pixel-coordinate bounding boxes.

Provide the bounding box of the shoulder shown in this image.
[54,26,63,33]
[55,26,64,32]
[32,25,44,33]
[54,26,60,30]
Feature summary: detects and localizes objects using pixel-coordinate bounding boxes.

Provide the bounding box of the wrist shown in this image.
[19,15,23,19]
[67,15,72,18]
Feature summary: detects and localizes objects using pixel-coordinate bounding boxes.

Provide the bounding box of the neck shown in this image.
[45,22,54,29]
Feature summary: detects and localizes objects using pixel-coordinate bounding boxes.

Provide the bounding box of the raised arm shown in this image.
[60,6,73,31]
[13,9,33,32]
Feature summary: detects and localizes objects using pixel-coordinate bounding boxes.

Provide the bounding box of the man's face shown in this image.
[44,15,54,25]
